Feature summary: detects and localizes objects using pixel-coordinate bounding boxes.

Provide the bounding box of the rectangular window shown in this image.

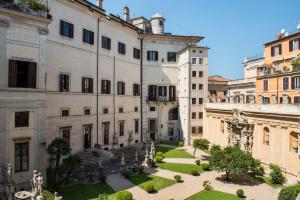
[147,51,158,61]
[118,42,126,55]
[61,127,71,146]
[119,121,125,136]
[103,108,108,114]
[199,112,203,119]
[59,74,70,92]
[84,107,91,115]
[167,52,177,62]
[148,85,157,101]
[289,38,300,52]
[169,86,176,101]
[9,60,37,89]
[117,81,125,95]
[192,98,196,104]
[292,76,300,89]
[283,77,289,90]
[271,44,282,57]
[192,84,196,90]
[263,79,269,91]
[102,36,111,50]
[192,71,196,77]
[192,127,196,134]
[199,84,203,90]
[134,119,139,133]
[192,58,197,64]
[158,86,167,97]
[199,98,203,104]
[199,58,203,64]
[192,112,196,119]
[134,107,138,112]
[150,107,156,111]
[60,20,74,38]
[103,122,110,145]
[82,77,93,93]
[119,107,123,113]
[294,96,300,104]
[61,109,69,117]
[101,80,111,94]
[82,29,94,45]
[199,71,203,77]
[133,48,141,59]
[15,111,29,128]
[133,84,140,96]
[198,127,203,134]
[15,142,29,172]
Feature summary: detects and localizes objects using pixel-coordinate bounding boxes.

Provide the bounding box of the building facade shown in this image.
[0,0,208,191]
[208,75,229,103]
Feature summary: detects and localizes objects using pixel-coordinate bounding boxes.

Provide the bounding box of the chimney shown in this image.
[123,5,130,22]
[96,0,103,9]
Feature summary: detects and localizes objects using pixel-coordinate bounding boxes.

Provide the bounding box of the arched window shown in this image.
[263,127,270,146]
[289,131,298,153]
[220,120,225,133]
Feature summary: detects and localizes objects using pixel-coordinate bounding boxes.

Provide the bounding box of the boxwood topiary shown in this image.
[116,190,133,200]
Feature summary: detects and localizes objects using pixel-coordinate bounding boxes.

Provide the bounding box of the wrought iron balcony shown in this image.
[0,0,51,19]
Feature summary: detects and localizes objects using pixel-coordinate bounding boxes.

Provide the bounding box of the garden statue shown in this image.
[37,173,44,196]
[54,192,63,200]
[120,154,125,166]
[135,150,139,162]
[6,164,16,200]
[143,147,149,166]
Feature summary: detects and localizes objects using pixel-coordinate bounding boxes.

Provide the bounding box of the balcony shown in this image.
[0,0,51,19]
[147,96,177,102]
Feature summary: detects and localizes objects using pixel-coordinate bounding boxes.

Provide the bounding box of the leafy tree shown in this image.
[209,146,256,181]
[210,144,221,154]
[250,159,265,176]
[192,139,210,157]
[270,164,285,184]
[47,137,71,168]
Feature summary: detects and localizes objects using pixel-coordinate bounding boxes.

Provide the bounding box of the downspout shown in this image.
[139,34,144,143]
[113,56,116,148]
[188,48,192,145]
[96,18,100,146]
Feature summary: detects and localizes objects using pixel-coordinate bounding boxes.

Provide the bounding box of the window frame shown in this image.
[102,36,111,50]
[82,28,94,45]
[15,142,29,172]
[60,20,74,38]
[15,111,29,128]
[167,52,177,62]
[118,42,126,55]
[133,48,141,59]
[147,51,158,61]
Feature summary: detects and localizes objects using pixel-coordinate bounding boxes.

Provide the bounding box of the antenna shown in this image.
[297,21,300,30]
[280,28,286,34]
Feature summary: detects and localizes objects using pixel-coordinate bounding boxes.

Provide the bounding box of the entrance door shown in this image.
[84,125,92,149]
[149,119,156,141]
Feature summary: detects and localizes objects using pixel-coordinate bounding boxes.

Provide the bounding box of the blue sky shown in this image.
[89,0,300,80]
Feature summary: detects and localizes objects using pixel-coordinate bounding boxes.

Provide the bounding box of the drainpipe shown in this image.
[113,56,116,149]
[96,18,100,146]
[139,34,144,143]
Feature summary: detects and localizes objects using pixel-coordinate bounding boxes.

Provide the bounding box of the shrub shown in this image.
[202,180,213,191]
[250,159,265,176]
[138,166,144,174]
[202,163,210,171]
[195,160,201,165]
[100,175,107,183]
[98,193,108,200]
[156,152,164,158]
[236,189,245,198]
[278,184,300,200]
[270,164,285,184]
[116,190,133,200]
[155,156,164,163]
[121,170,132,179]
[178,141,184,147]
[210,144,221,154]
[174,175,182,183]
[191,169,199,176]
[144,183,156,193]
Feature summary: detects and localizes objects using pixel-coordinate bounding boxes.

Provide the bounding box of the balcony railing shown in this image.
[147,96,177,102]
[0,0,51,19]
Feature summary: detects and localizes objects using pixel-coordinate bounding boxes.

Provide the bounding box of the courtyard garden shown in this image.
[155,146,193,158]
[157,163,203,175]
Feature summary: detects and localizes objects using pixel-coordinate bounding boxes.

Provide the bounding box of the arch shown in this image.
[263,127,270,145]
[289,131,298,153]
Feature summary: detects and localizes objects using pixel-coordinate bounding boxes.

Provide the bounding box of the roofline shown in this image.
[73,0,143,33]
[177,45,209,54]
[264,31,300,46]
[145,34,203,41]
[130,16,150,22]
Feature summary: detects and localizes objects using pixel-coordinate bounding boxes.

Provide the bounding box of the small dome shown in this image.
[152,13,164,19]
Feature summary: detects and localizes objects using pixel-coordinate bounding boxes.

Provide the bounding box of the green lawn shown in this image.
[156,146,193,158]
[52,182,116,200]
[159,140,183,147]
[186,190,242,200]
[127,173,176,191]
[157,163,203,175]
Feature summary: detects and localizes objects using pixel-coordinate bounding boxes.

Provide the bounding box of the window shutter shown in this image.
[8,60,17,87]
[89,78,93,93]
[91,31,94,45]
[60,20,64,36]
[147,51,150,60]
[279,44,282,55]
[70,23,74,38]
[59,74,64,92]
[289,40,293,52]
[108,38,111,50]
[271,46,274,57]
[137,84,140,95]
[108,81,111,94]
[66,75,69,91]
[291,77,295,89]
[82,77,85,93]
[155,51,158,61]
[28,62,37,88]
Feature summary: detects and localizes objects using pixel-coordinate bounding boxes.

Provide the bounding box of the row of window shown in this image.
[191,126,203,134]
[60,74,141,96]
[191,112,203,119]
[192,84,203,90]
[148,85,176,101]
[192,71,204,78]
[192,58,203,65]
[192,98,204,105]
[263,76,300,91]
[271,38,300,57]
